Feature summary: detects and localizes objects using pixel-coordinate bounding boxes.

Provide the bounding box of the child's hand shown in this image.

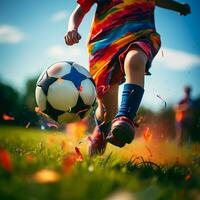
[64,30,81,46]
[179,3,191,16]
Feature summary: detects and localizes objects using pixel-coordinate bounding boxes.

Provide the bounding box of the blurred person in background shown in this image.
[175,86,195,145]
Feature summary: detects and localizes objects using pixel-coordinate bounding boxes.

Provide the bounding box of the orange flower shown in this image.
[185,174,191,181]
[26,155,33,162]
[2,114,15,121]
[62,147,84,173]
[75,147,83,161]
[0,149,12,172]
[33,169,60,184]
[62,153,77,173]
[143,127,152,141]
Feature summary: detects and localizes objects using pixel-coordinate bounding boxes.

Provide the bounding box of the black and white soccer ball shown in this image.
[35,61,96,123]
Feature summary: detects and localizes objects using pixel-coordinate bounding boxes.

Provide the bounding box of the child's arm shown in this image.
[155,0,191,16]
[64,6,86,46]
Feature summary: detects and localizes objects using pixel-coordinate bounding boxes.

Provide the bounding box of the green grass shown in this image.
[0,126,200,200]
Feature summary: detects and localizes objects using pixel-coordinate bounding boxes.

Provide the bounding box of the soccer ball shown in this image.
[35,61,96,123]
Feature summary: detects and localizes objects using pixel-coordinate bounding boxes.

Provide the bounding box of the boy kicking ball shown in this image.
[65,0,191,156]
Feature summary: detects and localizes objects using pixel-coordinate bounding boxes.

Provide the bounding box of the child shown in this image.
[175,86,194,145]
[65,0,191,156]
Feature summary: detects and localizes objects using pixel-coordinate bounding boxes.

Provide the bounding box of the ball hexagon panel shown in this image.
[47,62,71,78]
[72,62,91,78]
[35,86,47,111]
[37,69,47,84]
[37,72,57,95]
[70,95,91,119]
[62,66,87,90]
[47,80,79,111]
[80,79,96,106]
[45,101,65,121]
[57,112,80,123]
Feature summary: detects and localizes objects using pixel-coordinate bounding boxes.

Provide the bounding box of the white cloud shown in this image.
[155,47,200,70]
[46,45,88,67]
[47,45,67,58]
[52,11,68,22]
[0,25,26,43]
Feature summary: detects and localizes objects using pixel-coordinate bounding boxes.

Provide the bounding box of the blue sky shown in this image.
[0,0,200,111]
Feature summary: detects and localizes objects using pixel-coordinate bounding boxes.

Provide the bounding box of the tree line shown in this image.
[0,78,199,141]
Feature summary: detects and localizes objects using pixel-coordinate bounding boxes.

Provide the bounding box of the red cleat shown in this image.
[88,126,108,157]
[106,116,135,147]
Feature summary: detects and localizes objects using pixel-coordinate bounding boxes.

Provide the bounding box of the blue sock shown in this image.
[116,83,144,120]
[95,116,111,135]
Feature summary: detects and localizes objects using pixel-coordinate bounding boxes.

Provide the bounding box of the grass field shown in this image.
[0,126,200,200]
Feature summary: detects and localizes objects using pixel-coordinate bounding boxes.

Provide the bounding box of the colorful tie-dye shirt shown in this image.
[77,0,161,98]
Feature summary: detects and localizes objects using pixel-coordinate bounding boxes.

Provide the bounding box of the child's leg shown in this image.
[107,47,147,147]
[96,84,119,123]
[89,84,119,156]
[124,47,147,87]
[116,47,147,119]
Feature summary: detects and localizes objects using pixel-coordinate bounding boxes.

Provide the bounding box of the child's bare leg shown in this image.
[95,99,105,122]
[116,47,147,120]
[124,48,147,87]
[107,47,147,147]
[96,84,119,123]
[89,84,119,156]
